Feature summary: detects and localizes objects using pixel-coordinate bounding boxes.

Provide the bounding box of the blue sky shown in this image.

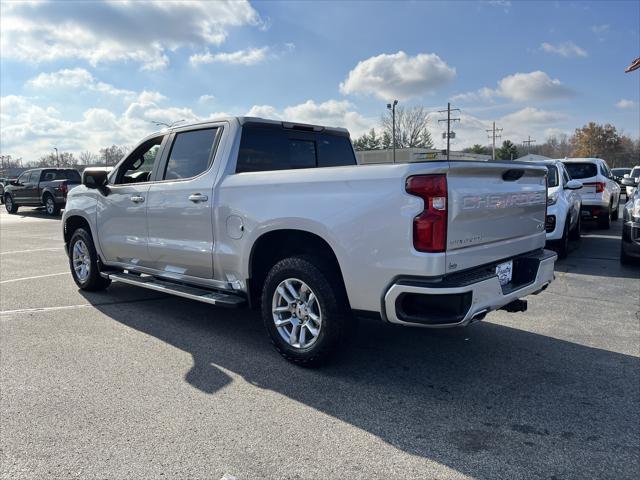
[1,0,638,160]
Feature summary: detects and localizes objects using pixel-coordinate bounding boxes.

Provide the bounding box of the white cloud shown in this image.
[616,99,636,109]
[501,107,567,125]
[26,68,136,99]
[0,0,262,69]
[453,71,573,103]
[247,100,373,137]
[591,24,610,34]
[198,94,216,104]
[339,51,456,100]
[190,47,269,66]
[540,41,588,58]
[0,90,229,160]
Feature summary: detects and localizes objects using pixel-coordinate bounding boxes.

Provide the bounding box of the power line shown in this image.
[486,122,503,160]
[437,102,460,161]
[522,135,536,154]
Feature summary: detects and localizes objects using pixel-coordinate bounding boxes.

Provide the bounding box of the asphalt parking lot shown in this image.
[1,205,638,480]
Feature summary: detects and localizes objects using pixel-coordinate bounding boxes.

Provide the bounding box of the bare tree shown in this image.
[381,106,433,149]
[79,150,99,165]
[33,152,78,167]
[100,145,129,166]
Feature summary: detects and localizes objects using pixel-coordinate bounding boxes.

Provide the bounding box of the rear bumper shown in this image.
[383,249,557,328]
[622,220,640,257]
[581,204,609,220]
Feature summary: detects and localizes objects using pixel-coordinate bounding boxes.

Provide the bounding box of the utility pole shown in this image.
[485,121,503,160]
[54,147,60,167]
[386,100,398,163]
[438,102,460,161]
[522,136,536,154]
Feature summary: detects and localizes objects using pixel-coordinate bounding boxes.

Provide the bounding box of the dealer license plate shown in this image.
[496,260,513,286]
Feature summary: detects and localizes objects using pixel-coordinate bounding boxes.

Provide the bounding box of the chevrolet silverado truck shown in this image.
[4,168,81,216]
[62,117,556,365]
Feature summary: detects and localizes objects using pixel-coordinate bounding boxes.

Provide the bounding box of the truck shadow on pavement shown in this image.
[86,290,639,479]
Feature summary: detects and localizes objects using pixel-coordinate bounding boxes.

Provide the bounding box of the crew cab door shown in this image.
[11,171,31,202]
[97,135,167,267]
[23,170,41,204]
[145,126,221,279]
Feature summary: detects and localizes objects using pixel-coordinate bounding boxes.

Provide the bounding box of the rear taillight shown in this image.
[60,182,68,195]
[584,181,605,193]
[405,174,447,253]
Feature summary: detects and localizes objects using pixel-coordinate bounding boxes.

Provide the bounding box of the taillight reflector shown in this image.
[584,181,605,193]
[406,174,447,253]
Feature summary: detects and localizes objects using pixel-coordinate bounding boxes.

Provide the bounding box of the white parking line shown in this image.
[0,272,69,284]
[0,303,91,316]
[0,247,62,255]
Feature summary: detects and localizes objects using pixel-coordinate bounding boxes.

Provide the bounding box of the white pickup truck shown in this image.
[63,117,556,365]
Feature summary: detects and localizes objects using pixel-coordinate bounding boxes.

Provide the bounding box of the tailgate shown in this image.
[445,161,547,273]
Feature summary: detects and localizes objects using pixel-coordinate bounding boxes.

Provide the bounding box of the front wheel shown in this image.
[4,195,18,214]
[555,217,570,259]
[68,228,111,291]
[44,194,60,216]
[261,255,353,367]
[569,212,581,241]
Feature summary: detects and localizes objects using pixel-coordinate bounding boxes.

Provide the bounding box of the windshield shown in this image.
[564,162,597,179]
[631,167,640,179]
[546,166,559,188]
[612,168,631,176]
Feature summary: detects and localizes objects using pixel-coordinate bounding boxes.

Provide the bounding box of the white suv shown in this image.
[524,159,583,258]
[625,166,640,197]
[562,158,621,229]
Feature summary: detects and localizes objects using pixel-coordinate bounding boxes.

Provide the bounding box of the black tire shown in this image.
[4,194,18,214]
[620,244,634,265]
[569,212,581,241]
[261,255,353,367]
[597,204,612,229]
[611,197,619,221]
[68,228,111,291]
[43,194,60,216]
[555,217,570,259]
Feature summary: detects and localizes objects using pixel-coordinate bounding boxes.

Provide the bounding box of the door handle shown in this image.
[188,193,208,203]
[130,195,145,203]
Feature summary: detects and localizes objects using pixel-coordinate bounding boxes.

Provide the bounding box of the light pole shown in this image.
[54,147,60,167]
[386,100,398,163]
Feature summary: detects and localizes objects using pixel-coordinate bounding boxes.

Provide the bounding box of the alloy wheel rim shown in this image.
[6,197,12,210]
[46,198,54,214]
[72,240,91,282]
[272,278,322,349]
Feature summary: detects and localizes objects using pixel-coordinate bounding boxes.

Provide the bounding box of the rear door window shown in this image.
[163,128,218,180]
[237,126,356,173]
[564,162,597,179]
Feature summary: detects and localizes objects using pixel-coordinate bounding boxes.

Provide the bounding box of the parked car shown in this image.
[612,167,632,194]
[62,117,556,366]
[562,158,621,229]
[620,175,640,264]
[624,166,640,197]
[4,168,81,216]
[523,159,582,258]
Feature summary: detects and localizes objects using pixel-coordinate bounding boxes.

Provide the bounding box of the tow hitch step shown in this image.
[102,272,246,308]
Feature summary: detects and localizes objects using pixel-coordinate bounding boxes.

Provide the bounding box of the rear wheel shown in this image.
[611,197,619,221]
[569,213,581,241]
[4,195,18,214]
[261,255,353,367]
[598,203,612,229]
[68,228,111,291]
[44,194,60,216]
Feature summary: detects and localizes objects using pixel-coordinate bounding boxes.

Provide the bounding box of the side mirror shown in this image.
[82,169,109,189]
[621,177,639,187]
[565,179,583,190]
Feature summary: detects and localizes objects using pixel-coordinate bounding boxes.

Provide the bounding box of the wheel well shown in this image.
[64,216,92,249]
[248,229,349,309]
